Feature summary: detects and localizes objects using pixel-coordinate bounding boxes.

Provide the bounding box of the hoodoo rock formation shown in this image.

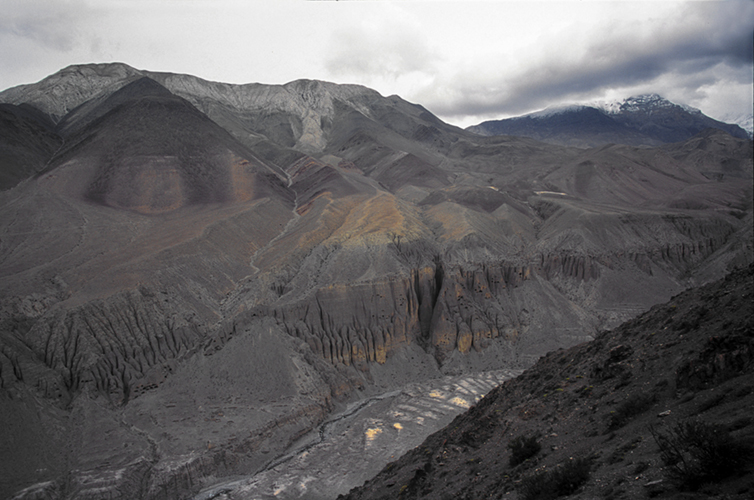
[0,63,751,499]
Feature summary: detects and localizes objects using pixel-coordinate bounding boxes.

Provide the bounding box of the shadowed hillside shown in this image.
[0,103,61,189]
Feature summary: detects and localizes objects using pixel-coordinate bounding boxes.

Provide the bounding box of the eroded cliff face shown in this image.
[1,289,204,405]
[265,220,739,375]
[270,261,530,365]
[256,193,744,376]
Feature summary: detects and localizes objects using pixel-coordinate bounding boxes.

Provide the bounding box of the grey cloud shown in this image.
[324,17,439,81]
[0,0,96,52]
[429,1,754,121]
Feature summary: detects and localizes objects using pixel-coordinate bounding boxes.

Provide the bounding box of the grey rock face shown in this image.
[0,63,144,120]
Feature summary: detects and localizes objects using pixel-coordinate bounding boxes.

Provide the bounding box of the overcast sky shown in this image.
[1,0,752,128]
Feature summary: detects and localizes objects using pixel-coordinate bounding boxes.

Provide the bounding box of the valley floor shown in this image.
[193,369,520,499]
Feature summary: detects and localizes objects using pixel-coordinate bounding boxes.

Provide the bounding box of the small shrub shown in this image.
[607,393,656,430]
[518,456,591,500]
[650,420,753,490]
[578,385,594,397]
[696,392,726,413]
[508,434,541,467]
[728,416,753,432]
[732,385,753,398]
[632,461,650,475]
[614,370,633,389]
[606,436,642,464]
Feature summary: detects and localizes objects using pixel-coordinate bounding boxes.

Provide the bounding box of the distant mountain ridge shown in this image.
[0,62,397,156]
[467,94,751,147]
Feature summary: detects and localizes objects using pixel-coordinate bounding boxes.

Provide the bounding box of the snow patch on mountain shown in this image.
[506,94,705,122]
[722,112,754,139]
[591,99,621,115]
[528,104,589,119]
[593,94,702,116]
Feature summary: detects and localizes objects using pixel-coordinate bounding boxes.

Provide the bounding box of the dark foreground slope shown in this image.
[340,264,754,500]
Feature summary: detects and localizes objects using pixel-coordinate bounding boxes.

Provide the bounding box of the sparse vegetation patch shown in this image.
[607,393,656,431]
[508,434,541,467]
[518,456,591,500]
[650,419,753,490]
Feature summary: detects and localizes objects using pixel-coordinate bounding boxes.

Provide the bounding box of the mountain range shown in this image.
[0,63,751,500]
[467,94,752,148]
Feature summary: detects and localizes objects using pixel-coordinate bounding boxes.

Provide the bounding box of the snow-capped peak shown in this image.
[594,94,702,115]
[527,104,589,119]
[509,94,697,120]
[623,94,667,109]
[722,112,754,139]
[590,99,621,114]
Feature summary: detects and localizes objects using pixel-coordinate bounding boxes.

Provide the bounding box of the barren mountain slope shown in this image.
[0,64,752,500]
[0,103,61,189]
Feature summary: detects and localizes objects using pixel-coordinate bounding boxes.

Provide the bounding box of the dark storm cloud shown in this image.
[432,1,754,119]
